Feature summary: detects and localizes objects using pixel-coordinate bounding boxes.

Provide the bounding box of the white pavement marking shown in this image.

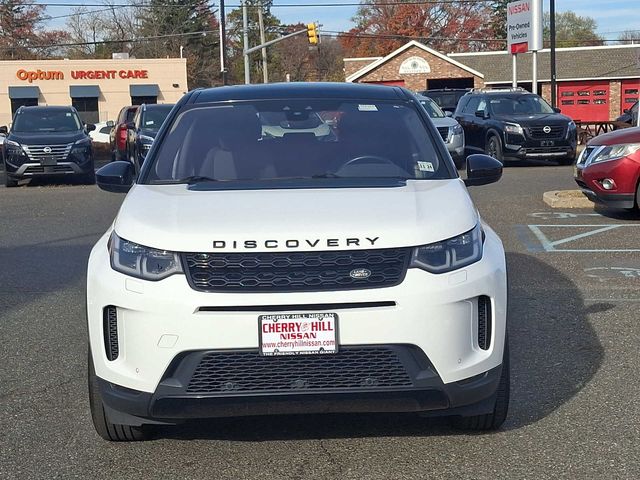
[527,224,640,252]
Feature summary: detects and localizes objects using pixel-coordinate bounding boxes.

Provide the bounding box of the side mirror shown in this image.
[0,126,8,135]
[475,110,488,119]
[85,123,96,132]
[96,161,134,193]
[106,120,115,127]
[553,107,562,113]
[444,111,453,117]
[623,109,630,114]
[464,154,503,187]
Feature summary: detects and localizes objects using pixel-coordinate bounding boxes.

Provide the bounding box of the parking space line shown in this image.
[525,224,640,252]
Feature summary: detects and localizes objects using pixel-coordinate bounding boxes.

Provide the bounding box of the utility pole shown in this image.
[550,0,557,108]
[242,1,250,84]
[258,5,268,83]
[219,0,227,85]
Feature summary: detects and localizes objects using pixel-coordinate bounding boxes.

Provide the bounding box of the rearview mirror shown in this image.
[96,161,134,193]
[464,154,503,187]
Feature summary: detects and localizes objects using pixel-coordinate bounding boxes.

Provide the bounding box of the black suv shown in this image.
[2,106,95,187]
[454,88,577,165]
[617,100,638,126]
[125,103,174,172]
[418,88,470,114]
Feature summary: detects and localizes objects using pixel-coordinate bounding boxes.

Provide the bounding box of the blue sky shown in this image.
[43,0,639,42]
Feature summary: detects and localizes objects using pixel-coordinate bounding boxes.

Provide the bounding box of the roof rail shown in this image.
[467,87,529,94]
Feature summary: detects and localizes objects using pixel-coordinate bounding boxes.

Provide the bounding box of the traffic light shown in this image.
[307,23,318,45]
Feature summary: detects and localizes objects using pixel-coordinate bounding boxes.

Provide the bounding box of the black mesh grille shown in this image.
[186,347,414,394]
[478,296,492,350]
[528,125,565,139]
[103,306,119,361]
[437,126,449,141]
[183,248,411,293]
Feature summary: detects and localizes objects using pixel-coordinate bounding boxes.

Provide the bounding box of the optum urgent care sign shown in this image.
[506,0,542,54]
[16,69,149,83]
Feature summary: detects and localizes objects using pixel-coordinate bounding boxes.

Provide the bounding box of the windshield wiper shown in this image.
[311,172,343,179]
[152,175,219,185]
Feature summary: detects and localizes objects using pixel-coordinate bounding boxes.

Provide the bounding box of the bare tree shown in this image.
[617,30,640,45]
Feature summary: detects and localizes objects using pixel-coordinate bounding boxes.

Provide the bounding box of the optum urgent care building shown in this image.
[0,58,188,125]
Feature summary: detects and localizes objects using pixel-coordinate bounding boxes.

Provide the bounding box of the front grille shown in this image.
[527,125,565,139]
[183,248,411,293]
[23,164,75,174]
[437,126,449,142]
[23,144,72,162]
[103,306,119,361]
[186,347,414,394]
[477,296,492,350]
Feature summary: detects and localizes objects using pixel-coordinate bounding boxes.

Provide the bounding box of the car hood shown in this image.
[113,179,478,253]
[429,117,460,128]
[8,131,87,145]
[492,113,571,125]
[588,126,640,146]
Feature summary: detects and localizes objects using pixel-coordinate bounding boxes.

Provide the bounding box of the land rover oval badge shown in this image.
[350,268,371,279]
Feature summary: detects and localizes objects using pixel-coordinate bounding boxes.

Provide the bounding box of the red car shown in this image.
[574,127,640,210]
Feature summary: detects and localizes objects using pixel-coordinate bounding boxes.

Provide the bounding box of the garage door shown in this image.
[557,81,610,121]
[621,79,640,111]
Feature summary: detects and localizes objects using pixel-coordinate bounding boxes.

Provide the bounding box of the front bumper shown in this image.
[574,158,639,209]
[5,152,93,179]
[503,135,577,161]
[87,227,507,422]
[446,133,465,159]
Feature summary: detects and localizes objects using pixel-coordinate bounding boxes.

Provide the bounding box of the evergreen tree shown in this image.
[138,0,220,88]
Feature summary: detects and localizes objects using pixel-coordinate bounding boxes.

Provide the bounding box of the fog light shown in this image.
[600,178,616,190]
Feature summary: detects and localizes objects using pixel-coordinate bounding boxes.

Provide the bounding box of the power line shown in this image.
[36,0,493,7]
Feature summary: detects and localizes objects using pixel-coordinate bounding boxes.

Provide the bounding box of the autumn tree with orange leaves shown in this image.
[339,0,498,57]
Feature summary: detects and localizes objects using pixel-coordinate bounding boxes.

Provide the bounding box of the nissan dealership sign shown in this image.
[506,0,542,54]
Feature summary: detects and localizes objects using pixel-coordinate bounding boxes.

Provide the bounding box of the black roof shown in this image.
[17,105,74,112]
[192,82,409,103]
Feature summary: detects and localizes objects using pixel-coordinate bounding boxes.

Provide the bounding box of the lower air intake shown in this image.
[103,306,119,361]
[478,296,492,350]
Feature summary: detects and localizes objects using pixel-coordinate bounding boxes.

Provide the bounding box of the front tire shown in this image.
[451,340,510,431]
[486,135,503,162]
[88,350,149,441]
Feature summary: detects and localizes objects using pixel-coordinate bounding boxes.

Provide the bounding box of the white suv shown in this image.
[87,83,508,441]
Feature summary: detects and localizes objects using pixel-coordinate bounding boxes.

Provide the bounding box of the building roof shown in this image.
[450,44,640,83]
[345,40,485,82]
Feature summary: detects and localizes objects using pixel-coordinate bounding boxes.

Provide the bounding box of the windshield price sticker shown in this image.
[259,313,338,356]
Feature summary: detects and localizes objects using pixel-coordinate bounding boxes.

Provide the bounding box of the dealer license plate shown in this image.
[540,140,555,147]
[259,313,338,356]
[40,157,57,166]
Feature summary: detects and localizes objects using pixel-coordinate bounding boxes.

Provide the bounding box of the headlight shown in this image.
[109,233,183,281]
[451,124,463,135]
[410,224,483,274]
[4,139,24,154]
[72,137,91,150]
[589,143,640,164]
[504,123,524,135]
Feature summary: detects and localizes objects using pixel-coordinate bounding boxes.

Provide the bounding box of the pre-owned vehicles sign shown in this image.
[506,1,532,54]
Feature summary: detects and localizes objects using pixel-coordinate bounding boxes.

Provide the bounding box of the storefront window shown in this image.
[72,98,99,124]
[131,96,157,106]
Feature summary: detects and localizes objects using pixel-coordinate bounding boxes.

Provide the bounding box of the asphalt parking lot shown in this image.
[1,163,639,479]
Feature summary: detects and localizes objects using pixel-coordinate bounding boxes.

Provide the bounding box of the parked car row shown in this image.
[1,102,174,187]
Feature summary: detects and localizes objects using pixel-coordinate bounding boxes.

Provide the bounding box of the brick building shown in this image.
[345,41,640,122]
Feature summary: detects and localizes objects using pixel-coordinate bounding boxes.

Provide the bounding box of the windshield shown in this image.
[418,97,446,118]
[489,95,555,115]
[144,99,451,184]
[141,105,173,131]
[12,109,82,133]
